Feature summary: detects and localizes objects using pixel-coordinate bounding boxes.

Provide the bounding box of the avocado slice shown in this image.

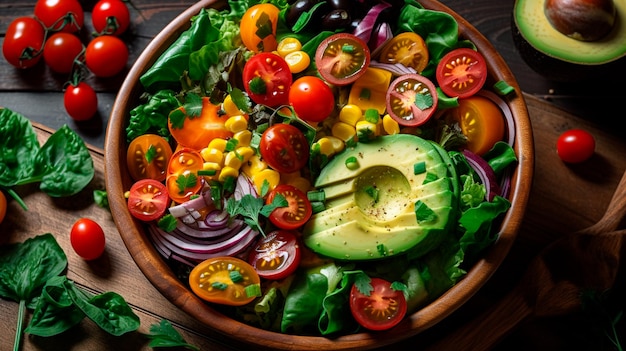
[302,134,456,261]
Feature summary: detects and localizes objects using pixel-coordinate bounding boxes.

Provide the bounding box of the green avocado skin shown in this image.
[302,134,457,261]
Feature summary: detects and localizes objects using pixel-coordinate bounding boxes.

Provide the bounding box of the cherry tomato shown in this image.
[2,16,45,69]
[126,134,173,182]
[239,3,280,53]
[92,0,130,36]
[315,33,370,86]
[379,31,429,73]
[436,48,487,99]
[43,32,83,74]
[386,73,438,127]
[166,148,204,203]
[258,123,310,173]
[127,178,170,222]
[446,95,505,155]
[0,191,7,225]
[64,82,98,121]
[85,35,128,77]
[266,184,312,230]
[70,218,106,260]
[34,0,84,33]
[248,230,302,280]
[349,277,407,331]
[556,129,596,163]
[242,53,292,107]
[189,256,261,306]
[168,96,232,150]
[289,76,335,123]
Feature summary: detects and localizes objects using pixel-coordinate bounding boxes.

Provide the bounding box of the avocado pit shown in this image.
[544,0,617,41]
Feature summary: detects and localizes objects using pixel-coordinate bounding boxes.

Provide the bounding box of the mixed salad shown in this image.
[123,0,519,336]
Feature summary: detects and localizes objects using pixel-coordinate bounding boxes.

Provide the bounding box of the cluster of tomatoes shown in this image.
[2,0,131,121]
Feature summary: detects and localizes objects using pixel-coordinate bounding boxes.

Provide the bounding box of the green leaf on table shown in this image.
[146,319,200,350]
[0,107,40,188]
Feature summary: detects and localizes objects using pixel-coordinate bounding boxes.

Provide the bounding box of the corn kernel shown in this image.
[331,122,357,142]
[315,137,336,157]
[201,148,224,165]
[207,138,228,152]
[339,104,363,126]
[251,168,280,194]
[225,115,249,133]
[236,146,255,163]
[224,151,244,169]
[242,155,267,178]
[219,166,239,182]
[222,94,241,117]
[382,114,400,135]
[326,135,345,154]
[201,162,221,180]
[356,120,379,141]
[233,129,252,146]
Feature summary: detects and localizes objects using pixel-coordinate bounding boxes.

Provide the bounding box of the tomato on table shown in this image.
[436,48,487,98]
[266,184,312,230]
[385,73,438,127]
[64,82,98,121]
[379,31,429,73]
[43,32,83,74]
[556,129,596,163]
[70,218,106,260]
[166,148,204,203]
[446,95,505,156]
[239,3,280,53]
[258,123,310,173]
[243,53,292,107]
[0,191,7,224]
[34,0,84,33]
[127,178,170,222]
[350,277,408,331]
[189,256,261,306]
[85,35,128,77]
[92,0,130,36]
[289,76,335,123]
[2,16,46,69]
[315,33,370,86]
[169,96,232,150]
[248,230,302,280]
[126,134,173,182]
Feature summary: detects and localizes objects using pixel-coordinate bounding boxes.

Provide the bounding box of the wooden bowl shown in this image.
[104,1,534,349]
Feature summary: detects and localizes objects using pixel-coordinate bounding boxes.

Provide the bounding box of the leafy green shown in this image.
[146,319,199,350]
[126,90,180,142]
[0,108,39,188]
[226,192,287,236]
[93,189,109,209]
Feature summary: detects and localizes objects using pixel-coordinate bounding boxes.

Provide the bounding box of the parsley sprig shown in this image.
[225,181,287,237]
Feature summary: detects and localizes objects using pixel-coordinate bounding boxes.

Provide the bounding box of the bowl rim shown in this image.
[104,0,534,349]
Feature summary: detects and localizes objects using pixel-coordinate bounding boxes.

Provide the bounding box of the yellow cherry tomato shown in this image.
[189,256,261,306]
[239,4,280,53]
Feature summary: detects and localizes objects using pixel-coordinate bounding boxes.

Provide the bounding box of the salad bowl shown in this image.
[104,0,534,349]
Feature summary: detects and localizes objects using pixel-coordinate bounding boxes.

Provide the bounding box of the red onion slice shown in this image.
[462,149,502,202]
[353,2,392,44]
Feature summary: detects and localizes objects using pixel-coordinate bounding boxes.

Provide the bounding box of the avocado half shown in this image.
[512,0,626,81]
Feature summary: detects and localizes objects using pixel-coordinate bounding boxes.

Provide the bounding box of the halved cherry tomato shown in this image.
[70,218,106,260]
[189,256,261,306]
[445,95,505,156]
[258,123,309,173]
[289,76,335,123]
[315,33,370,86]
[169,96,233,150]
[248,230,301,280]
[126,134,173,181]
[2,16,46,69]
[556,129,596,163]
[379,32,429,73]
[243,53,292,107]
[266,184,312,230]
[349,277,407,331]
[166,148,204,203]
[436,48,487,98]
[127,178,170,222]
[386,73,438,127]
[239,3,280,53]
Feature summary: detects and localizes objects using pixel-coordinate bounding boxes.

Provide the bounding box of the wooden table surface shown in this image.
[1,1,625,350]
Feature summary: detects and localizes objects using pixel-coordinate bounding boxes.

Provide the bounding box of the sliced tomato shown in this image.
[189,256,261,306]
[239,3,280,53]
[386,73,438,127]
[243,52,292,107]
[266,184,312,230]
[446,95,505,155]
[379,31,429,73]
[248,230,301,280]
[258,123,310,173]
[166,148,204,203]
[350,277,407,331]
[127,179,170,222]
[315,33,370,86]
[126,134,173,181]
[436,48,487,98]
[168,96,233,150]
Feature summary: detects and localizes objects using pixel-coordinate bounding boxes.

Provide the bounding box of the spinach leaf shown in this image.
[0,107,40,188]
[79,290,141,336]
[280,272,328,334]
[146,319,199,350]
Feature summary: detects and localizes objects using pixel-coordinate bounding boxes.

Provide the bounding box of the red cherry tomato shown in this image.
[386,73,438,127]
[258,123,310,173]
[2,16,46,69]
[64,82,98,121]
[239,3,280,53]
[349,277,408,331]
[34,0,84,33]
[556,129,596,163]
[189,256,261,306]
[166,148,204,203]
[289,76,335,123]
[70,218,106,260]
[127,178,170,222]
[243,52,292,107]
[0,191,7,225]
[315,33,370,86]
[248,230,302,280]
[43,32,83,74]
[266,184,312,230]
[92,0,130,36]
[436,48,487,98]
[85,35,128,77]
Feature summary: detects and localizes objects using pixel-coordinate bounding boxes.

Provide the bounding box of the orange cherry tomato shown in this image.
[446,95,505,156]
[168,96,233,150]
[189,256,261,306]
[379,31,429,73]
[239,3,280,53]
[166,148,204,203]
[126,134,173,182]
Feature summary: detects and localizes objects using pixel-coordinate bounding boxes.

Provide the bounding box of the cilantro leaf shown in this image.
[176,173,198,194]
[146,319,199,350]
[414,92,434,110]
